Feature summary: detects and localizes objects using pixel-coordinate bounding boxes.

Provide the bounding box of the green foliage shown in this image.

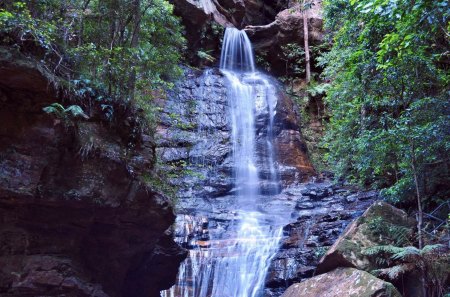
[362,244,449,296]
[1,0,185,125]
[314,246,329,260]
[43,103,88,124]
[141,171,177,203]
[320,0,450,207]
[306,81,331,97]
[197,50,215,63]
[366,216,412,246]
[280,43,305,79]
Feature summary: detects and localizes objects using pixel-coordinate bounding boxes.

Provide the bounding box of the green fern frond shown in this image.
[388,225,412,246]
[362,245,404,256]
[391,246,420,261]
[43,102,66,118]
[43,103,89,120]
[420,244,446,256]
[65,105,89,119]
[372,263,414,280]
[197,50,215,62]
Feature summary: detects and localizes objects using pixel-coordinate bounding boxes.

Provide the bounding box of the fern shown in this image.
[43,103,89,120]
[64,105,89,119]
[43,103,66,118]
[363,243,449,296]
[372,263,414,279]
[307,82,330,97]
[197,50,215,63]
[391,246,421,262]
[420,244,446,255]
[362,245,404,256]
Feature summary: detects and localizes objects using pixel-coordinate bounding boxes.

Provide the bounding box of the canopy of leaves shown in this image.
[320,0,450,207]
[0,0,185,112]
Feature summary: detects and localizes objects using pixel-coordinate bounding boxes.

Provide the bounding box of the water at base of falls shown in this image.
[162,28,285,297]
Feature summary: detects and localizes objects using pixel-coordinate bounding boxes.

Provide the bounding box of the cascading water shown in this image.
[162,28,286,297]
[199,0,215,14]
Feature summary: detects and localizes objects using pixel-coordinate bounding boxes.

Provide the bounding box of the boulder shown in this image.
[281,267,401,297]
[317,201,415,274]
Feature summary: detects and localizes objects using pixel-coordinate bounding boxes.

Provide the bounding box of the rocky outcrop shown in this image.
[171,0,289,29]
[245,0,324,76]
[169,0,292,67]
[0,48,186,297]
[281,267,402,297]
[316,201,415,274]
[264,182,378,296]
[242,0,289,26]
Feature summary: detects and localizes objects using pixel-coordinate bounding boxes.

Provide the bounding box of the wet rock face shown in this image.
[156,68,314,216]
[264,182,378,296]
[280,267,402,297]
[0,50,186,297]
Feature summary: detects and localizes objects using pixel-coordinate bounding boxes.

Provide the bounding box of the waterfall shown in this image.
[162,28,284,297]
[199,0,215,14]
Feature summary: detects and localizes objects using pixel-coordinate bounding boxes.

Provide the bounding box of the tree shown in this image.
[301,0,312,83]
[294,0,313,83]
[0,0,185,105]
[320,0,449,241]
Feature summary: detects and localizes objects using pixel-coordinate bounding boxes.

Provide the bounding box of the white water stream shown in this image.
[162,28,285,297]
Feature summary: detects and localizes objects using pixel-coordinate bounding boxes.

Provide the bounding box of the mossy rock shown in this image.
[316,201,415,273]
[281,267,401,297]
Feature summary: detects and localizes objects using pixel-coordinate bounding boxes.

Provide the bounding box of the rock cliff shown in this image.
[0,48,186,297]
[156,67,314,217]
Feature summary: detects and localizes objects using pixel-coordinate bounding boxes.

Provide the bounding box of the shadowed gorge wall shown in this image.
[0,48,186,297]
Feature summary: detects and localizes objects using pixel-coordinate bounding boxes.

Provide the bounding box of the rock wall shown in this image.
[156,67,314,217]
[0,48,186,297]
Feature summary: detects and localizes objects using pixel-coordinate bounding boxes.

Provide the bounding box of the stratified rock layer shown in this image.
[0,48,186,297]
[156,67,314,216]
[281,267,402,297]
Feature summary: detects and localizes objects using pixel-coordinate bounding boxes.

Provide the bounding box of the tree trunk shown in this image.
[410,140,427,297]
[411,141,423,249]
[128,0,141,102]
[302,5,311,83]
